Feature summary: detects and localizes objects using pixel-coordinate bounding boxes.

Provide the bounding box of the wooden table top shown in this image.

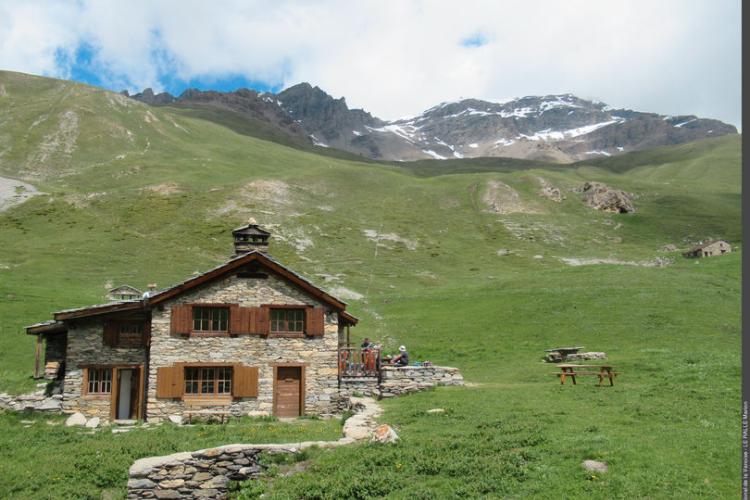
[557,364,613,369]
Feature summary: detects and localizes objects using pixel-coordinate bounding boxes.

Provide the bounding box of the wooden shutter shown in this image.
[230,305,257,335]
[233,364,259,398]
[170,305,192,335]
[103,321,118,346]
[305,307,325,337]
[258,306,270,337]
[156,364,184,398]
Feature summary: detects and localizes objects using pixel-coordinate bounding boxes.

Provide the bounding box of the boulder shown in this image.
[579,182,635,213]
[168,415,183,425]
[582,460,608,473]
[371,424,399,444]
[426,408,445,414]
[65,412,87,427]
[85,417,101,429]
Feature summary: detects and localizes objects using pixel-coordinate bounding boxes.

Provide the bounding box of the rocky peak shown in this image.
[130,88,176,105]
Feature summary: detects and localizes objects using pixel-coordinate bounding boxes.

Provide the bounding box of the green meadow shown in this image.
[0,71,741,498]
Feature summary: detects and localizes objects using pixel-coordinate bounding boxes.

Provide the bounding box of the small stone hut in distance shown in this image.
[683,240,732,258]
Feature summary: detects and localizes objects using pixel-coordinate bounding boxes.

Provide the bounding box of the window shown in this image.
[271,308,305,334]
[118,323,144,347]
[87,368,112,394]
[192,306,229,333]
[184,367,232,397]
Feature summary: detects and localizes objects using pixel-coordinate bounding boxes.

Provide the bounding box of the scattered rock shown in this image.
[579,182,635,213]
[85,417,101,429]
[65,412,87,427]
[112,428,132,434]
[168,415,183,425]
[582,460,608,473]
[660,244,678,252]
[536,177,565,202]
[371,424,399,444]
[426,408,445,414]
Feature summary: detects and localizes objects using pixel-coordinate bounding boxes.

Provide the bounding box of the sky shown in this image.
[0,0,741,127]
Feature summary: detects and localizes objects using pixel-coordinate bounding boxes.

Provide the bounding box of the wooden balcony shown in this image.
[338,347,380,378]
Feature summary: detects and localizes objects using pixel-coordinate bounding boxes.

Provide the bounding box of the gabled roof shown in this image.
[107,284,142,295]
[232,223,271,237]
[147,251,351,313]
[45,251,358,325]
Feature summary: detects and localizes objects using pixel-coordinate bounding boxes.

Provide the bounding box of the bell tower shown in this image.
[232,219,271,256]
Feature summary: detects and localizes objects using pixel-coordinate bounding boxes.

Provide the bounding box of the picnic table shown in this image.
[555,364,618,386]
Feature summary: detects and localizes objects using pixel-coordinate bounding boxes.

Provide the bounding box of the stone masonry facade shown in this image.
[63,318,147,418]
[147,272,343,422]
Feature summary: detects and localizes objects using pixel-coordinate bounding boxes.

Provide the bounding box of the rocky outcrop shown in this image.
[579,182,635,213]
[536,177,565,202]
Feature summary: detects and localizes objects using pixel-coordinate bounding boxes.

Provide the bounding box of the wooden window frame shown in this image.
[269,305,307,338]
[116,321,146,348]
[183,366,233,398]
[191,304,231,337]
[83,367,113,397]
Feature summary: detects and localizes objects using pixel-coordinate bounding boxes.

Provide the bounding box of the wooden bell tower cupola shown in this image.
[232,220,271,256]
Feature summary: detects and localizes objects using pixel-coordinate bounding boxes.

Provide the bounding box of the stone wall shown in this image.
[376,365,464,397]
[339,365,464,398]
[63,319,147,418]
[128,397,382,499]
[148,272,343,421]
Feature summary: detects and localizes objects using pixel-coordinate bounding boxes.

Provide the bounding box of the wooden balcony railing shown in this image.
[338,347,380,378]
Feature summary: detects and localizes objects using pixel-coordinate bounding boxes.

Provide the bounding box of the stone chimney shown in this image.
[232,219,271,256]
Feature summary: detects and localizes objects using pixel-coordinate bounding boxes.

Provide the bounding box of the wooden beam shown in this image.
[33,335,42,379]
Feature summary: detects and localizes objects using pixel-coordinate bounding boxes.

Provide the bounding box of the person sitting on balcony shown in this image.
[361,338,374,349]
[391,345,409,366]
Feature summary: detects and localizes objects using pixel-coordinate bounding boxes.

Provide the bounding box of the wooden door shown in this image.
[274,366,302,417]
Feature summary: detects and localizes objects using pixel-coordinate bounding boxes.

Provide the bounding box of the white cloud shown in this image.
[0,0,741,127]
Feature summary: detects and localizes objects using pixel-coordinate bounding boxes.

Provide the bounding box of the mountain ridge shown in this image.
[125,84,737,163]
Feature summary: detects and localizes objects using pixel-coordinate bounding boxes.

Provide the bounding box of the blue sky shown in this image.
[0,0,741,126]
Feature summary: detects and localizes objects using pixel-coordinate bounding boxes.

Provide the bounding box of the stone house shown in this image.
[683,239,732,258]
[26,224,359,422]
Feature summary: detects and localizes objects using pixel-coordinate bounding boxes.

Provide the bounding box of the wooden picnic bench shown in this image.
[555,364,618,386]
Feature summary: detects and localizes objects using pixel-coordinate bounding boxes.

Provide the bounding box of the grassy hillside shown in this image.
[0,71,741,498]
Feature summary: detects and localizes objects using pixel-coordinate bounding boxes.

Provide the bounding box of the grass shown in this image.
[0,411,342,499]
[0,71,741,498]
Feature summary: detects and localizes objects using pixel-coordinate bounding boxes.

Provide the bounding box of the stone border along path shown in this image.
[127,397,385,499]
